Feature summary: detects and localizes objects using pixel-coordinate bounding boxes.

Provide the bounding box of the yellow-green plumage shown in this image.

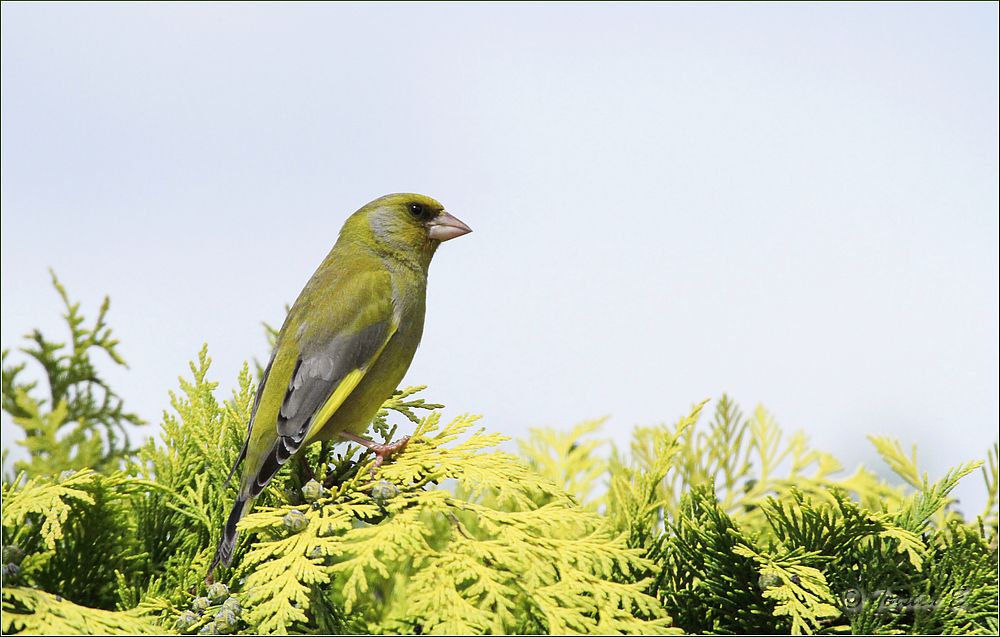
[209,193,470,575]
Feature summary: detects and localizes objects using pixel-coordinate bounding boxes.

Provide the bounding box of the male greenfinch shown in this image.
[208,193,471,576]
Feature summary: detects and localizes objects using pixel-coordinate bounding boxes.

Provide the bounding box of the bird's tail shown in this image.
[207,495,253,579]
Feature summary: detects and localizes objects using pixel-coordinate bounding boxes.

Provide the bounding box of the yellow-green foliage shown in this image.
[524,397,997,635]
[233,409,674,635]
[2,284,997,635]
[2,589,158,635]
[2,271,144,479]
[0,470,159,633]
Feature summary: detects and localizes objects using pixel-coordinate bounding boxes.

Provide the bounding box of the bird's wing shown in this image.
[210,269,396,574]
[244,270,397,500]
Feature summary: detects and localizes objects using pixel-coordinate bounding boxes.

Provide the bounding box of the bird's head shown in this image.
[344,193,472,268]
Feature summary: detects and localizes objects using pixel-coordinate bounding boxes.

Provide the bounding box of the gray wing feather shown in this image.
[249,320,391,497]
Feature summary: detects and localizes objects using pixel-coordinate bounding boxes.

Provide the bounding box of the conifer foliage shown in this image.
[2,271,144,479]
[3,279,997,634]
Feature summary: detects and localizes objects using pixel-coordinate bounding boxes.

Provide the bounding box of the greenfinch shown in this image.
[208,193,471,575]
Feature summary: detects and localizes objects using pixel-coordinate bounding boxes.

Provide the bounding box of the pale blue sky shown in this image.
[2,3,997,512]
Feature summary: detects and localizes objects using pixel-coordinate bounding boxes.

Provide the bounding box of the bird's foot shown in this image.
[340,432,411,478]
[367,436,411,477]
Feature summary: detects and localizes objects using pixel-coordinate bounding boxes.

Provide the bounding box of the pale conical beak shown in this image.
[427,211,472,242]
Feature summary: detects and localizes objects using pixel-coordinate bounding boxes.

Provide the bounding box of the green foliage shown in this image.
[235,410,672,635]
[2,290,996,634]
[119,348,258,618]
[612,399,997,635]
[518,418,612,510]
[1,469,142,611]
[526,396,996,634]
[3,588,158,635]
[2,271,143,478]
[978,442,998,535]
[0,468,159,632]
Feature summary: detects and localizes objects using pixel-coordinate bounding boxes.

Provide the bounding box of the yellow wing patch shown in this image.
[305,368,365,445]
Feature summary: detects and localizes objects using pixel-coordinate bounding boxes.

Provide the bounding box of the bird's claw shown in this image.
[368,435,411,478]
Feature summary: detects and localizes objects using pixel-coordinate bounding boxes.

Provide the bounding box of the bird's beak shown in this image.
[427,211,472,242]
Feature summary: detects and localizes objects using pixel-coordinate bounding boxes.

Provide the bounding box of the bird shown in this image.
[207,193,471,577]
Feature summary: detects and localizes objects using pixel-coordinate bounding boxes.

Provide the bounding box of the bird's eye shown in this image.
[408,203,425,218]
